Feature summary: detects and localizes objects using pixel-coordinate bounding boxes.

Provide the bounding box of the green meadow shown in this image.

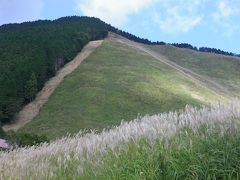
[149,45,240,96]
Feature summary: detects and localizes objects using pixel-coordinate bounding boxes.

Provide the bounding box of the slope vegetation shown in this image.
[20,37,221,139]
[149,44,240,97]
[110,33,232,99]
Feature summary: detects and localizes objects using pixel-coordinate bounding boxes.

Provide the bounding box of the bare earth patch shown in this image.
[3,40,103,132]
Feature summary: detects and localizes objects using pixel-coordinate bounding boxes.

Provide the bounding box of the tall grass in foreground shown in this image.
[0,100,240,179]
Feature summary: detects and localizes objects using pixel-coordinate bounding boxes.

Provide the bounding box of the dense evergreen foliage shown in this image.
[171,43,198,51]
[198,47,235,56]
[109,25,239,57]
[171,43,239,57]
[108,24,239,57]
[108,25,153,44]
[0,16,108,124]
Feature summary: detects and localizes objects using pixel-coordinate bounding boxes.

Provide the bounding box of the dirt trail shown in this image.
[109,32,232,99]
[3,40,103,132]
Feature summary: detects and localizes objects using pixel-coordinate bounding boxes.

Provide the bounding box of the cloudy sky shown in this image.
[0,0,239,53]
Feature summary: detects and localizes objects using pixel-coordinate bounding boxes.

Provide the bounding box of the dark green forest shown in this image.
[0,16,108,124]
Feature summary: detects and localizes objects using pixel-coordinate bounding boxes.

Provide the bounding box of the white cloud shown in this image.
[212,0,240,36]
[153,1,203,33]
[184,0,206,12]
[0,0,44,25]
[76,0,154,26]
[212,0,239,21]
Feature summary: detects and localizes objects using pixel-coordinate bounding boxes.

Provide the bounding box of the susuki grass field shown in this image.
[1,100,240,179]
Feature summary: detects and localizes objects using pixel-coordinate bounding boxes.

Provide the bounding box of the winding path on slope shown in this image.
[3,40,103,132]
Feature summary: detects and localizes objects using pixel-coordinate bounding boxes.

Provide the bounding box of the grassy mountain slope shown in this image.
[149,45,240,97]
[20,38,221,139]
[1,16,239,127]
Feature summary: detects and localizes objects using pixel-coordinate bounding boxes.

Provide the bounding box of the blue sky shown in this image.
[0,0,239,53]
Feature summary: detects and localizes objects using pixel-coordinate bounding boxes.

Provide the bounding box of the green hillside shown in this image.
[0,16,108,125]
[20,38,221,139]
[149,45,240,97]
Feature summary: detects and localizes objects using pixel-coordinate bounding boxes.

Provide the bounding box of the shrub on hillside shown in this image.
[6,132,49,147]
[0,125,6,138]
